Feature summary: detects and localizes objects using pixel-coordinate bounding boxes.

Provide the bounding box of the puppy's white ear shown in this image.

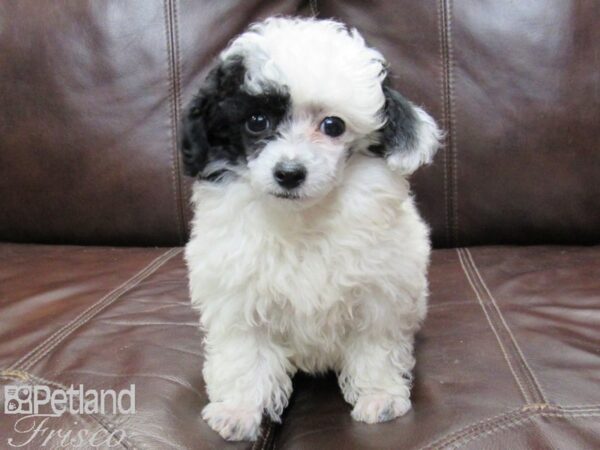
[374,86,443,175]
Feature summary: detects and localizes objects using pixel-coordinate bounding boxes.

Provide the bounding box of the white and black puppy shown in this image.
[182,17,441,441]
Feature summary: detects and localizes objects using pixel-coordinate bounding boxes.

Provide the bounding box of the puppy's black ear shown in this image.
[180,56,246,178]
[180,104,209,177]
[373,84,442,175]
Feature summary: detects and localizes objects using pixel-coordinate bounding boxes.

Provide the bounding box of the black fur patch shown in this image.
[180,56,290,179]
[369,81,418,158]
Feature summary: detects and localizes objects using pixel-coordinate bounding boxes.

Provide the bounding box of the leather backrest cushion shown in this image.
[0,0,303,246]
[1,0,598,247]
[319,0,600,247]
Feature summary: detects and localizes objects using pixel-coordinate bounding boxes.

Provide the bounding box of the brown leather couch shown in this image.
[1,1,599,449]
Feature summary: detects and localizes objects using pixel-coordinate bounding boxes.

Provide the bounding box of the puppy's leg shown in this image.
[201,328,292,441]
[339,330,416,424]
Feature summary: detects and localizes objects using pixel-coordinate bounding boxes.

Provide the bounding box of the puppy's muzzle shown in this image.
[273,161,306,190]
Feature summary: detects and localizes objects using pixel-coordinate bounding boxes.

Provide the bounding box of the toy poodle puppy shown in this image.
[182,17,441,441]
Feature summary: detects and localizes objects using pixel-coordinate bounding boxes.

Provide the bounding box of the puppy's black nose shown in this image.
[273,162,306,189]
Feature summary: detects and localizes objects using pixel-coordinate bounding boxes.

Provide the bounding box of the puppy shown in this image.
[182,17,441,441]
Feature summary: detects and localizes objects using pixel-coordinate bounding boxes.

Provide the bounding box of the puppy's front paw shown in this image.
[202,402,262,441]
[351,394,411,424]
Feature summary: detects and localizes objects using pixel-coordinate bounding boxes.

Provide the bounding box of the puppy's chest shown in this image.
[191,202,400,313]
[251,234,363,310]
[267,297,352,370]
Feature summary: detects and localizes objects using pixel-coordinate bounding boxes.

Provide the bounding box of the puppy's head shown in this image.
[181,18,441,203]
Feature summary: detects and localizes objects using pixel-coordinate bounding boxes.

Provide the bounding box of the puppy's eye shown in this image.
[245,114,270,135]
[320,116,345,137]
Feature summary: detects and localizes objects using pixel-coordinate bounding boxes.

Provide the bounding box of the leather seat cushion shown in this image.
[1,244,598,449]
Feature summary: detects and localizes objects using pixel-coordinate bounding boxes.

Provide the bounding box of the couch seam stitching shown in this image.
[171,0,188,242]
[9,248,180,371]
[418,407,523,450]
[447,0,459,246]
[418,404,600,450]
[164,0,186,245]
[251,420,273,450]
[441,411,527,449]
[461,248,544,403]
[555,404,600,410]
[20,248,180,370]
[437,0,450,246]
[460,248,543,403]
[0,370,136,449]
[262,421,273,450]
[464,248,548,404]
[464,248,546,403]
[463,249,545,404]
[452,410,600,449]
[437,0,451,246]
[456,248,531,403]
[439,0,458,246]
[7,248,164,368]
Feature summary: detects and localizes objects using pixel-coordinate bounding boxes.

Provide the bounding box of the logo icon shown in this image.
[4,386,33,414]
